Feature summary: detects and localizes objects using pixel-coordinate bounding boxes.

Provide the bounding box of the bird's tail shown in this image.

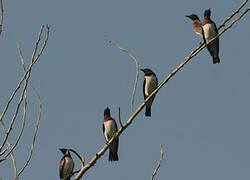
[145,106,151,117]
[213,57,220,64]
[109,148,119,161]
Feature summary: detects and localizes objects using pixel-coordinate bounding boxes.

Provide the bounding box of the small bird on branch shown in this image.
[102,107,119,161]
[59,148,74,180]
[141,68,158,117]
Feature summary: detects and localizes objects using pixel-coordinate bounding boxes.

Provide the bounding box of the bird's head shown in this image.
[204,8,211,18]
[104,107,111,117]
[140,68,155,76]
[186,14,200,21]
[59,148,70,156]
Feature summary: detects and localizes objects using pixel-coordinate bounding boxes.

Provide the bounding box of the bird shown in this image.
[141,68,158,117]
[59,148,74,180]
[202,8,220,64]
[186,14,204,37]
[102,107,119,161]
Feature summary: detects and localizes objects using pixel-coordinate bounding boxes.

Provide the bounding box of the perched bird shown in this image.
[59,148,74,180]
[141,68,158,117]
[102,107,119,161]
[202,8,220,64]
[186,14,204,37]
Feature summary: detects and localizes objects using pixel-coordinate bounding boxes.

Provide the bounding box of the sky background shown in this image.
[0,0,250,179]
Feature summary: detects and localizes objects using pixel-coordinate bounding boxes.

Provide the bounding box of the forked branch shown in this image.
[0,25,50,155]
[108,40,139,114]
[150,144,166,180]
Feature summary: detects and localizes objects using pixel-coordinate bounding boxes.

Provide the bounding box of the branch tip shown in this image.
[118,107,123,128]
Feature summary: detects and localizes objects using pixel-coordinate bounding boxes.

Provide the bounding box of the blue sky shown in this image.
[0,0,250,179]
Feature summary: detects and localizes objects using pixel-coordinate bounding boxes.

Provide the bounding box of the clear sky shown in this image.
[0,0,250,179]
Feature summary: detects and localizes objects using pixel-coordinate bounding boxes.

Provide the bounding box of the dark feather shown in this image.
[59,158,64,179]
[143,78,146,100]
[109,137,119,161]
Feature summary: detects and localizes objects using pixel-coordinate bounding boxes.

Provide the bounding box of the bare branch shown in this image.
[108,40,139,114]
[14,86,42,180]
[10,149,17,178]
[16,41,27,71]
[0,117,17,177]
[118,107,123,128]
[218,0,248,30]
[69,148,85,168]
[0,0,3,35]
[0,25,50,154]
[150,144,165,180]
[0,146,8,156]
[74,3,249,179]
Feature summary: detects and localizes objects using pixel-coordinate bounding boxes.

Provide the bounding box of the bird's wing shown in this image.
[205,22,219,57]
[59,158,65,178]
[143,78,146,100]
[156,76,158,87]
[102,123,105,134]
[113,118,118,131]
[201,26,206,43]
[213,21,219,54]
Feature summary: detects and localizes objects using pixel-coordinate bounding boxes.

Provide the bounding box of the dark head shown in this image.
[140,68,155,76]
[204,8,211,18]
[59,148,70,156]
[186,14,200,21]
[104,107,111,117]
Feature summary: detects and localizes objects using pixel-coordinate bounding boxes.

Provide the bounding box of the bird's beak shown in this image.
[186,15,191,18]
[140,69,145,72]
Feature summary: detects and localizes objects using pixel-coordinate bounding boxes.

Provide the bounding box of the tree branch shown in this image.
[150,144,165,180]
[0,0,3,35]
[69,148,85,167]
[218,0,248,30]
[108,40,139,114]
[0,25,50,154]
[118,107,123,128]
[14,86,42,180]
[74,2,249,179]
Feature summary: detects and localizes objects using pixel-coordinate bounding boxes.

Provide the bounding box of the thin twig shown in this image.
[0,146,8,156]
[10,41,28,179]
[16,41,26,71]
[218,0,248,30]
[69,148,85,167]
[74,4,249,179]
[0,54,30,163]
[14,86,42,180]
[0,0,3,35]
[108,40,139,114]
[68,148,85,179]
[118,107,123,128]
[0,25,50,154]
[150,144,165,180]
[10,148,17,178]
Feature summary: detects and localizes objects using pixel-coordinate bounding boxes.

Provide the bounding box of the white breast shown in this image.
[203,23,217,41]
[145,76,157,96]
[104,120,116,141]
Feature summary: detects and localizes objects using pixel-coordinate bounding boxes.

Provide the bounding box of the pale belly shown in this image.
[145,76,157,96]
[104,120,116,141]
[203,23,217,41]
